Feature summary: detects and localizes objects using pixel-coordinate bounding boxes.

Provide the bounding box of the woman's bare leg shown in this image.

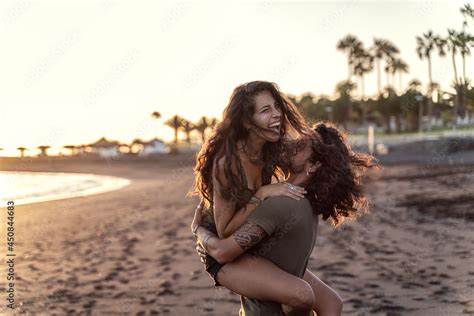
[303,269,343,316]
[215,253,314,316]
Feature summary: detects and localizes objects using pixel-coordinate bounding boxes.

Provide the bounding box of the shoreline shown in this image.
[0,170,131,207]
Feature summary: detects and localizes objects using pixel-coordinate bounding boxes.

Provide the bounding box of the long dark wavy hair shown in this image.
[299,121,379,227]
[194,81,309,209]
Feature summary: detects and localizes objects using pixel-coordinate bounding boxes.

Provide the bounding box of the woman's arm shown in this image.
[194,222,268,264]
[191,202,267,263]
[213,157,306,238]
[212,157,258,238]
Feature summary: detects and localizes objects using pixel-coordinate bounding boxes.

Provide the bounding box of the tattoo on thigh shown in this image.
[233,223,267,251]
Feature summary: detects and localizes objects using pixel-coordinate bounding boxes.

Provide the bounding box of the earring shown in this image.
[305,170,309,176]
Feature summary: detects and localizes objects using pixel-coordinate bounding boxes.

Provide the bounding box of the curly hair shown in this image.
[193,81,309,209]
[299,121,379,227]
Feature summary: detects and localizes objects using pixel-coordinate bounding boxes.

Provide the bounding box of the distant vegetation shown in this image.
[292,3,474,134]
[151,112,218,144]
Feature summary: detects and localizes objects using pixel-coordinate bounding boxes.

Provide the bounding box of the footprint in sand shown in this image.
[104,271,118,281]
[346,298,364,308]
[164,229,177,238]
[371,305,406,314]
[401,281,424,289]
[157,288,175,296]
[332,272,356,278]
[432,285,452,296]
[27,264,40,271]
[113,292,126,299]
[171,272,181,280]
[182,249,193,255]
[119,278,129,284]
[429,280,441,285]
[83,300,96,309]
[365,283,379,289]
[94,284,104,290]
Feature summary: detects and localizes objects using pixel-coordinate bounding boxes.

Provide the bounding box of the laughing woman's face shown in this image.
[249,90,283,142]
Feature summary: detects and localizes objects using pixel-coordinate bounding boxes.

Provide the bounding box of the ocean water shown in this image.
[0,171,130,206]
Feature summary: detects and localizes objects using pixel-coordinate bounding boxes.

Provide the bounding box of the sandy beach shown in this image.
[0,146,473,315]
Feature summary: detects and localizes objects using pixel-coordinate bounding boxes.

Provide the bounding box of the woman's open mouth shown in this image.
[267,121,281,134]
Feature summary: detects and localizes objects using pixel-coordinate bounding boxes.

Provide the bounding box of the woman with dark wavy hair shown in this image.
[194,80,311,239]
[191,80,377,315]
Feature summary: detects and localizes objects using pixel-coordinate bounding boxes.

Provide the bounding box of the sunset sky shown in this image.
[0,0,470,156]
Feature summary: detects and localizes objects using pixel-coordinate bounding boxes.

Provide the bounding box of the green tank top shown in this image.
[202,159,261,233]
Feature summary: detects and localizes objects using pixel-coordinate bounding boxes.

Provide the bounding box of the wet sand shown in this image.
[0,150,473,315]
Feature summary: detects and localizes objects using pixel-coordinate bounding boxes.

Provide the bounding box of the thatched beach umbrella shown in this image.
[17,147,27,158]
[88,137,120,149]
[63,145,77,156]
[37,145,51,157]
[87,137,121,158]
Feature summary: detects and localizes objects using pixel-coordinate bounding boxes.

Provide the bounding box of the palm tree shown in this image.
[179,118,194,143]
[37,145,51,157]
[455,30,474,83]
[337,34,362,81]
[446,29,462,124]
[209,118,218,129]
[165,115,182,144]
[17,147,27,158]
[352,46,374,124]
[416,30,446,131]
[372,39,400,94]
[151,111,161,120]
[461,3,474,29]
[372,39,386,94]
[447,29,474,120]
[408,79,422,91]
[335,80,357,126]
[386,57,409,93]
[377,86,402,133]
[353,46,374,97]
[382,41,400,88]
[445,29,461,85]
[384,60,395,88]
[194,116,210,143]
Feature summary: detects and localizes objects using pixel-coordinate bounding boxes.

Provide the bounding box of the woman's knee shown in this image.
[288,280,315,310]
[333,293,343,315]
[320,292,343,316]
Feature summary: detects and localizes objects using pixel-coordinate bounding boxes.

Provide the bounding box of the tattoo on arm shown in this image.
[233,223,268,251]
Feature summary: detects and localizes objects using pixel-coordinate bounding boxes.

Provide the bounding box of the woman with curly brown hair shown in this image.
[191,80,377,315]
